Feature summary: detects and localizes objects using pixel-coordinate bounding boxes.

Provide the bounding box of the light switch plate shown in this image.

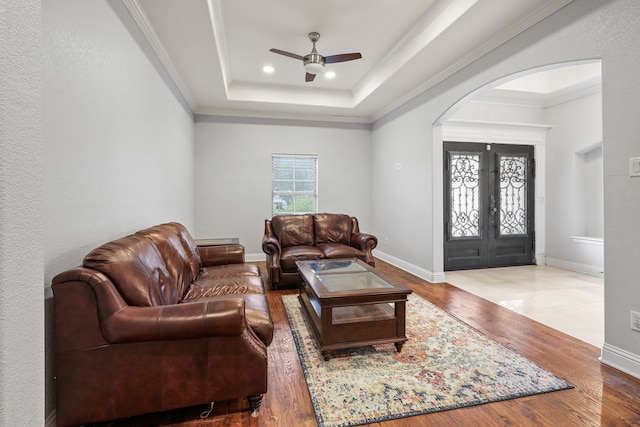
[630,157,640,177]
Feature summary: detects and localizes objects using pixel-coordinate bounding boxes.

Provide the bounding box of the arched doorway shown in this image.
[433,60,603,274]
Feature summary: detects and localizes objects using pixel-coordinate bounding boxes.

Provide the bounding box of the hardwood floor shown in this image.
[90,259,640,426]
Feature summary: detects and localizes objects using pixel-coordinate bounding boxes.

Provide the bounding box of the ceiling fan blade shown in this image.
[324,53,362,64]
[305,72,316,82]
[269,48,304,61]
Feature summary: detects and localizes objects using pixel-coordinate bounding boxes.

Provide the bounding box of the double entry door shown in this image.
[444,142,535,271]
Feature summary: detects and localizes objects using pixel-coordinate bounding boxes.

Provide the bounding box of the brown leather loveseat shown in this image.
[51,222,273,427]
[262,213,377,289]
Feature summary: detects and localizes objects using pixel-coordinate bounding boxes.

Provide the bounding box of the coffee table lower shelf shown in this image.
[298,293,408,361]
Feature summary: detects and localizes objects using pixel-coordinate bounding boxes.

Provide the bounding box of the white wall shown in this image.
[371,105,434,275]
[597,0,640,377]
[0,2,44,426]
[545,92,604,274]
[194,116,372,259]
[371,0,640,376]
[450,100,548,125]
[43,0,195,283]
[42,0,196,418]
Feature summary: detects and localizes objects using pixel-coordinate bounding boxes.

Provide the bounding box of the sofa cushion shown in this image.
[313,213,352,245]
[186,275,265,297]
[83,234,179,306]
[280,245,324,271]
[317,242,366,260]
[197,263,261,280]
[272,214,314,247]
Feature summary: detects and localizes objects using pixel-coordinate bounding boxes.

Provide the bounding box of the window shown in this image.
[272,154,318,215]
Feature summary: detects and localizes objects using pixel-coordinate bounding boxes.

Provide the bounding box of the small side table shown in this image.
[195,238,240,246]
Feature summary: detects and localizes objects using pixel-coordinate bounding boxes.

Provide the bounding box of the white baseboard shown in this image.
[249,252,601,282]
[246,250,446,283]
[600,343,640,379]
[373,250,445,283]
[545,257,604,278]
[246,252,267,263]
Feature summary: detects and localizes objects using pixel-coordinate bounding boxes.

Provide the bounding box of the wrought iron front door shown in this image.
[444,142,535,271]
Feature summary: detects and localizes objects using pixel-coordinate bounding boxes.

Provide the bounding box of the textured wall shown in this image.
[42,0,196,418]
[598,0,640,373]
[43,0,195,286]
[0,1,45,425]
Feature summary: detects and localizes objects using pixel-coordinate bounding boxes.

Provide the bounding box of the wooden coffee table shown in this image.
[296,258,412,361]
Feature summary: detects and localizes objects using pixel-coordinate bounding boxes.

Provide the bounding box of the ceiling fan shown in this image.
[270,32,362,82]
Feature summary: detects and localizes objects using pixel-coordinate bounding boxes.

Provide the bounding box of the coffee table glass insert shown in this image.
[296,258,411,360]
[307,259,367,274]
[317,271,393,292]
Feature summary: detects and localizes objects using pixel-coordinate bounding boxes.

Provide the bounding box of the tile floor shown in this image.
[444,265,604,348]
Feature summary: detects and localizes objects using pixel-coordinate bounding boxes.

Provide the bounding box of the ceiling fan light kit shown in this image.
[270,31,362,82]
[304,59,325,75]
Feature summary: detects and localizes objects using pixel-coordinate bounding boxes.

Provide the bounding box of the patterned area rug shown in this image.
[282,293,573,427]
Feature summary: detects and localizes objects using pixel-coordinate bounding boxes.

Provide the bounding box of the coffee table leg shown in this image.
[322,351,331,361]
[395,342,405,352]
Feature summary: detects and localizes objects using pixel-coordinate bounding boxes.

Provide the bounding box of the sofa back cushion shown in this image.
[162,222,202,280]
[136,225,194,299]
[271,214,314,247]
[83,234,179,306]
[314,213,352,245]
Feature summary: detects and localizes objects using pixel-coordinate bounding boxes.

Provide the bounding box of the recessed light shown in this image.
[263,65,274,74]
[325,71,336,79]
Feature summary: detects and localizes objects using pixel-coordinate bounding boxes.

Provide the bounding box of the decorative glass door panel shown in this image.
[499,154,528,236]
[444,142,535,271]
[450,153,481,238]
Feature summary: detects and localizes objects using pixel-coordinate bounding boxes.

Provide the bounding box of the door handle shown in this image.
[489,195,497,227]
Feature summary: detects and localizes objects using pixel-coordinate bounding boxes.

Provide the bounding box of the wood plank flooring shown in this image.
[89,259,640,426]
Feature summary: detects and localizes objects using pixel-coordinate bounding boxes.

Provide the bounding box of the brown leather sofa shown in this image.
[51,222,273,427]
[262,213,378,289]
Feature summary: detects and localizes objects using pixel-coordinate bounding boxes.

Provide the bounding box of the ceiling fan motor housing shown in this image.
[304,32,325,74]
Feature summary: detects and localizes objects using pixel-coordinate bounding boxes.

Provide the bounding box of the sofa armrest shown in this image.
[100,298,246,343]
[197,244,245,267]
[53,268,248,347]
[351,232,378,266]
[351,232,378,252]
[261,234,281,257]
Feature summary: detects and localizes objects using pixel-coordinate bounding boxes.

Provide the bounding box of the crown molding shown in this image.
[353,0,479,108]
[122,0,197,111]
[206,0,230,93]
[122,0,575,123]
[371,0,575,121]
[194,107,372,124]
